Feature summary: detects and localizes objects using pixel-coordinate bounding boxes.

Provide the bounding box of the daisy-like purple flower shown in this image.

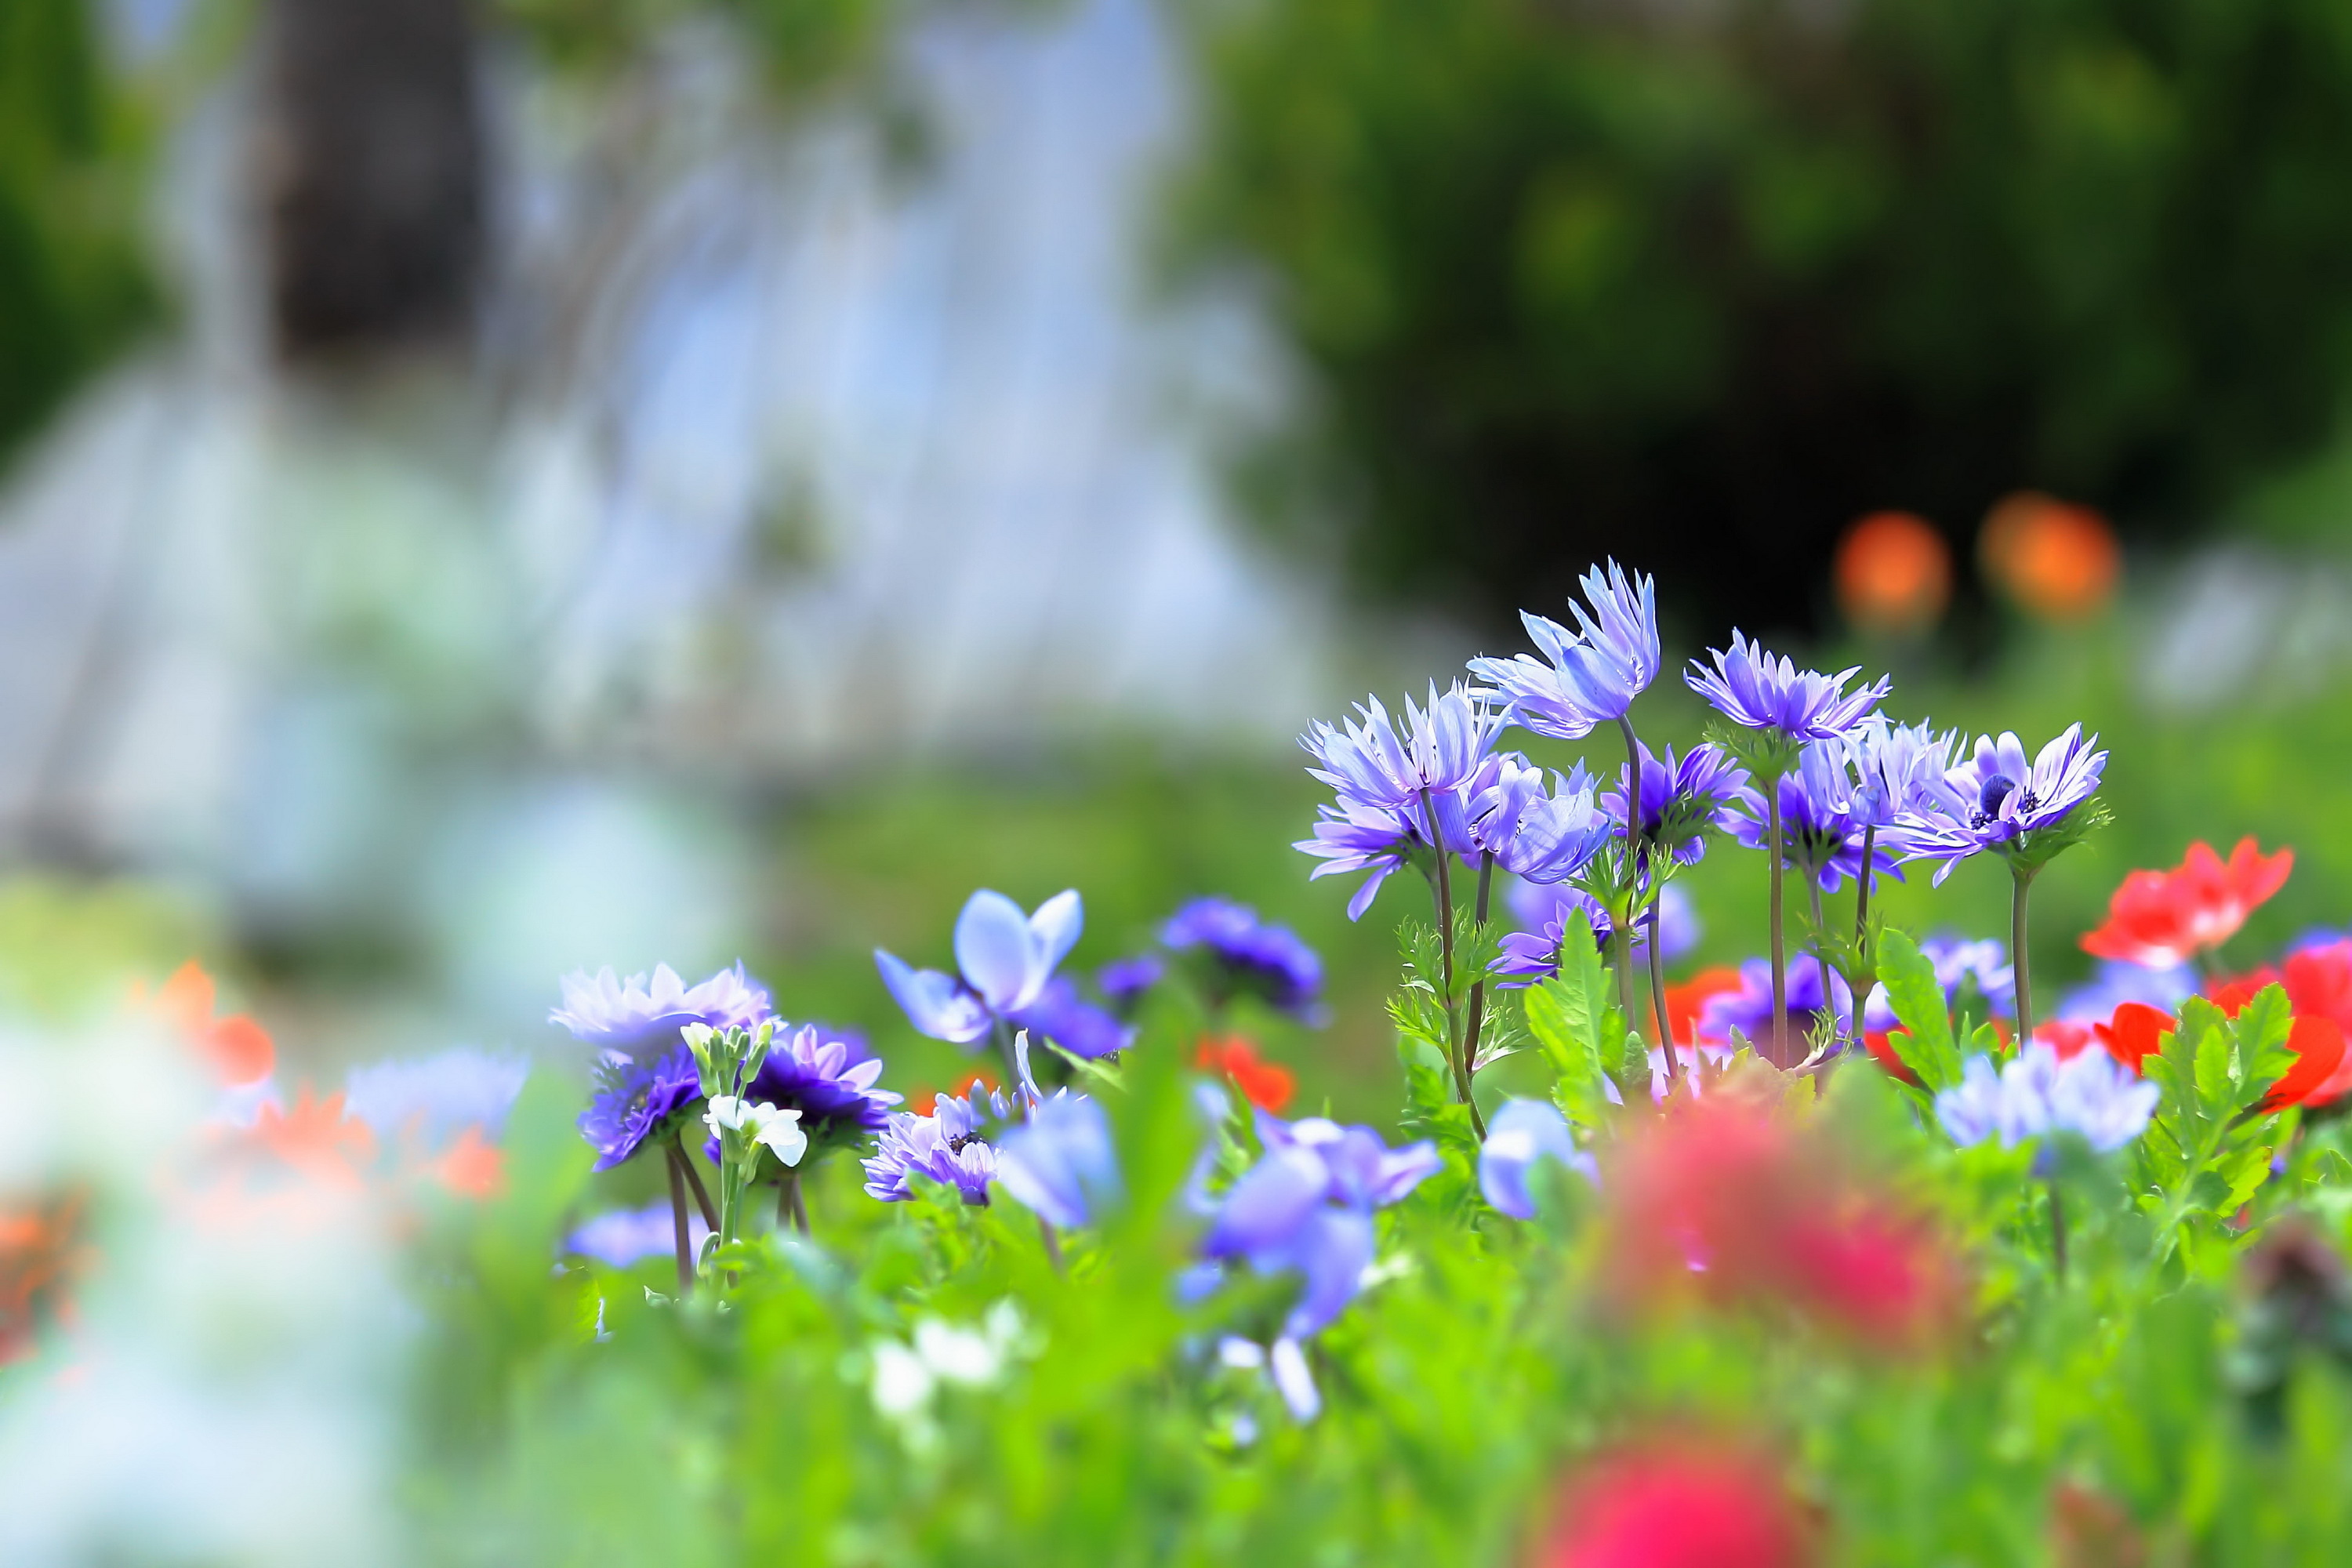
[996,1093,1122,1228]
[1725,743,1901,891]
[1468,756,1613,884]
[1490,882,1700,989]
[1891,726,2108,883]
[1294,798,1424,921]
[862,1080,1011,1205]
[344,1047,529,1145]
[1098,955,1165,1017]
[1600,741,1750,866]
[737,1022,901,1152]
[1685,633,1890,741]
[1478,1099,1598,1219]
[550,962,772,1060]
[1199,1112,1440,1340]
[1300,684,1501,813]
[1860,938,2013,1033]
[1936,1040,2158,1153]
[1847,717,1960,828]
[1467,561,1660,740]
[1163,897,1327,1022]
[875,888,1126,1058]
[578,1043,702,1171]
[1695,959,1853,1049]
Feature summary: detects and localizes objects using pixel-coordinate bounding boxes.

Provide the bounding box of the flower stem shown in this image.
[1425,792,1466,1106]
[1458,851,1494,1141]
[1855,824,1875,950]
[675,1134,717,1230]
[1767,784,1788,1069]
[1646,900,1677,1083]
[778,1170,810,1236]
[1806,874,1838,1052]
[2012,864,2039,1048]
[665,1143,695,1296]
[1616,713,1675,1082]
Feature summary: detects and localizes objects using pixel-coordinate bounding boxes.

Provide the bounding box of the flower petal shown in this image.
[875,950,992,1044]
[955,890,1040,1011]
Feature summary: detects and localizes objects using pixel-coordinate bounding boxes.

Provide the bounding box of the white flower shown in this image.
[704,1096,808,1167]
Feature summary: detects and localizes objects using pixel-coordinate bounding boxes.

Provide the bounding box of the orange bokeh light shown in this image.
[1979,491,2119,620]
[1834,510,1951,634]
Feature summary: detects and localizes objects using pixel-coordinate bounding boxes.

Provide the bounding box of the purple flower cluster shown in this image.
[551,962,772,1060]
[1890,727,2109,881]
[1163,897,1326,1022]
[1696,960,1853,1050]
[862,1080,1011,1205]
[579,1044,702,1172]
[1686,633,1890,741]
[1601,742,1750,866]
[877,889,1128,1060]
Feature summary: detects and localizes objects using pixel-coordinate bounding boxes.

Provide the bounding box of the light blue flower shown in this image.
[1477,1099,1598,1219]
[1935,1040,2157,1153]
[996,1094,1123,1228]
[1468,561,1661,740]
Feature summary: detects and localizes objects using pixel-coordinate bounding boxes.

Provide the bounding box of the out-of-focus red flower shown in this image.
[430,1127,507,1200]
[906,1071,999,1117]
[249,1090,377,1189]
[2258,1016,2350,1114]
[2036,1019,2095,1060]
[1835,511,1951,636]
[1665,967,1744,1047]
[0,1191,85,1367]
[2208,968,2281,1018]
[132,960,275,1087]
[2094,1003,2176,1074]
[1980,492,2120,620]
[1196,1035,1295,1112]
[2049,1480,2146,1568]
[2082,840,2293,970]
[1535,1437,1819,1568]
[1601,1094,1964,1351]
[1862,1029,1918,1085]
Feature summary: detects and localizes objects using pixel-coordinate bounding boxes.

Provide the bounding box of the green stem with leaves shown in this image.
[1458,851,1494,1141]
[1806,874,1838,1055]
[1766,784,1789,1068]
[665,1143,695,1295]
[2012,863,2040,1048]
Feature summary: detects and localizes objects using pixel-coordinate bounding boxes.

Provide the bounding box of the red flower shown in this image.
[2207,969,2281,1018]
[1536,1439,1818,1568]
[1601,1096,1963,1351]
[1862,1029,1918,1085]
[2082,839,2292,970]
[2036,1019,2095,1060]
[2093,1003,2176,1074]
[1196,1035,1294,1112]
[134,960,276,1087]
[1663,967,1744,1046]
[2258,1016,2350,1113]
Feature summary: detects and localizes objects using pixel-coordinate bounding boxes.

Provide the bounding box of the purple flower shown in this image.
[1163,897,1327,1022]
[1936,1040,2158,1152]
[2057,958,2198,1023]
[550,962,772,1060]
[862,1081,1010,1204]
[1299,684,1500,813]
[1492,883,1697,988]
[578,1043,702,1172]
[1467,561,1660,740]
[1010,977,1131,1060]
[1478,1099,1598,1219]
[1098,955,1165,1016]
[739,1022,901,1149]
[875,887,1091,1047]
[1599,742,1750,866]
[1696,959,1853,1049]
[344,1048,529,1145]
[996,1094,1122,1228]
[1860,937,2013,1033]
[1890,726,2108,883]
[1468,757,1613,884]
[1846,717,1960,828]
[1200,1112,1440,1339]
[565,1201,710,1269]
[1685,633,1889,740]
[1294,799,1421,921]
[1725,743,1903,892]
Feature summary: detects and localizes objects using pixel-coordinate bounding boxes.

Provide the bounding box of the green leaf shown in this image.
[1875,930,1962,1090]
[1525,912,1623,1129]
[2230,984,2296,1108]
[2184,999,2234,1113]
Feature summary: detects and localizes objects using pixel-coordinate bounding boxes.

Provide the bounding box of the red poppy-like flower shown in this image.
[1601,1095,1964,1351]
[133,960,276,1087]
[2082,839,2293,970]
[1196,1035,1295,1112]
[1535,1437,1819,1568]
[1836,511,1951,637]
[2094,1003,2176,1074]
[2257,1016,2350,1114]
[1664,967,1744,1047]
[1980,492,2120,620]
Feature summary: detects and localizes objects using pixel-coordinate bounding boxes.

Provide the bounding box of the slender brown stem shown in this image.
[1038,1215,1065,1272]
[666,1145,694,1296]
[1458,852,1495,1141]
[1806,875,1838,1051]
[1766,785,1789,1068]
[1854,824,1876,949]
[673,1134,718,1230]
[777,1170,810,1235]
[1647,901,1678,1083]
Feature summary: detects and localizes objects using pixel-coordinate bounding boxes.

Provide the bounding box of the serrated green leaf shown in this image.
[2230,984,2296,1105]
[1526,912,1624,1128]
[1876,930,1962,1090]
[2183,999,2234,1113]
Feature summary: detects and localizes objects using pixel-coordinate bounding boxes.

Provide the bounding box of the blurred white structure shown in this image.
[0,0,1343,995]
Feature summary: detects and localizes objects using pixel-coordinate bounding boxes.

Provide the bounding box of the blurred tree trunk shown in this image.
[257,0,485,363]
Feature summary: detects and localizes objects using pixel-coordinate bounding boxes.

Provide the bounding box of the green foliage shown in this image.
[0,0,159,470]
[1522,913,1634,1127]
[1173,0,2352,624]
[1877,928,1964,1092]
[2137,988,2298,1271]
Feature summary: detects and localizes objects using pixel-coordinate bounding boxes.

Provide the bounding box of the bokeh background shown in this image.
[9,0,2352,1137]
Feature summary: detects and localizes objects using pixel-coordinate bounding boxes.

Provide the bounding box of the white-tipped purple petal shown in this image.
[1269,1337,1321,1422]
[875,949,992,1044]
[955,889,1042,1011]
[1028,889,1085,985]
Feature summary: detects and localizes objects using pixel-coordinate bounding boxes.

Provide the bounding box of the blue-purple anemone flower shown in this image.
[1300,684,1501,812]
[862,1080,1011,1204]
[1293,798,1423,922]
[1098,955,1166,1017]
[1478,1099,1598,1219]
[344,1047,529,1146]
[1163,897,1327,1022]
[1492,882,1698,989]
[1696,959,1853,1050]
[1861,938,2013,1033]
[1936,1040,2158,1153]
[550,962,772,1060]
[1600,741,1750,866]
[875,888,1127,1059]
[1847,717,1960,828]
[579,1044,702,1171]
[1891,726,2107,882]
[1468,756,1613,884]
[1685,633,1889,740]
[1726,743,1904,891]
[996,1093,1122,1228]
[566,1200,709,1269]
[737,1022,901,1150]
[1467,561,1660,741]
[1199,1112,1440,1341]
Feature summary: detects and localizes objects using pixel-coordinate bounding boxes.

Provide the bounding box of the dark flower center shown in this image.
[1973,773,2018,827]
[947,1133,989,1156]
